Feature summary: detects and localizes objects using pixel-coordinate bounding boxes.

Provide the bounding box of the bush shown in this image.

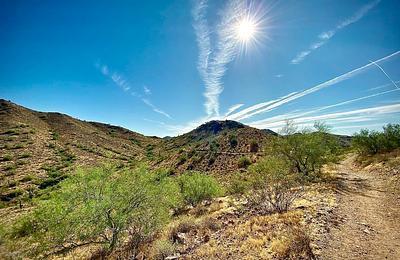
[228,172,251,195]
[270,121,340,180]
[1,154,12,161]
[238,156,252,168]
[249,140,259,153]
[229,134,238,148]
[177,172,222,206]
[150,239,176,259]
[9,165,172,257]
[352,124,400,155]
[248,157,302,213]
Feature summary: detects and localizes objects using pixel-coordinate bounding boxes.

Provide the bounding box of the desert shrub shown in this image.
[177,154,187,166]
[248,157,301,213]
[9,165,172,257]
[168,216,199,243]
[238,156,252,168]
[269,227,315,260]
[150,239,176,259]
[18,152,31,159]
[228,172,251,195]
[270,121,340,180]
[352,124,400,155]
[177,172,222,206]
[229,134,238,148]
[249,140,259,153]
[2,154,12,161]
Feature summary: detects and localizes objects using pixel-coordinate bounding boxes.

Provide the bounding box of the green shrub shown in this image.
[270,121,340,180]
[9,165,172,257]
[352,124,400,154]
[228,172,251,195]
[238,156,252,168]
[18,152,31,159]
[177,172,222,206]
[229,134,238,148]
[2,154,12,161]
[150,239,176,259]
[248,157,301,213]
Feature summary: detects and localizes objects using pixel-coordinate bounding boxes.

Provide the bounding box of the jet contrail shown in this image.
[369,60,399,89]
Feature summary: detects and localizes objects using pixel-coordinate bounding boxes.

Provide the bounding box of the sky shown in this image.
[1,0,399,137]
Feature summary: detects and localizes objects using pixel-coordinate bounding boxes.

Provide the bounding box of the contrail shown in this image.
[369,60,399,89]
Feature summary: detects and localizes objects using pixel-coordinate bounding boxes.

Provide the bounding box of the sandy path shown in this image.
[322,156,400,259]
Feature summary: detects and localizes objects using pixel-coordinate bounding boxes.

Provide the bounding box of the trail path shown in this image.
[322,156,400,259]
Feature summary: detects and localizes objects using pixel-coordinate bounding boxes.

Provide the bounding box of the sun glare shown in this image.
[236,18,257,42]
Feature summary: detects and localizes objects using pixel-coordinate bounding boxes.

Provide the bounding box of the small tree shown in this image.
[10,165,171,257]
[248,157,301,213]
[270,121,340,180]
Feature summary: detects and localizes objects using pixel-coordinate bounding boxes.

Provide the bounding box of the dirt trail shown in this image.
[322,156,400,259]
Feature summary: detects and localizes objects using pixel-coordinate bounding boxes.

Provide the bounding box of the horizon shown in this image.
[1,0,399,137]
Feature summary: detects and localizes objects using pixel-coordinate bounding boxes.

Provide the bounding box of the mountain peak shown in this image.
[193,120,245,135]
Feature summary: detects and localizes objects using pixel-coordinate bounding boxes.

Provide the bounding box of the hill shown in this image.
[0,99,160,205]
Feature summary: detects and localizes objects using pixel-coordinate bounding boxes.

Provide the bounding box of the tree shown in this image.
[270,121,340,180]
[10,165,171,257]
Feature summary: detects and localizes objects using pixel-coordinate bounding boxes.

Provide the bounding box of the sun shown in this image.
[236,18,257,42]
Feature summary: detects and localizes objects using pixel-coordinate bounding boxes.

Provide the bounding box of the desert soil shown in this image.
[322,156,400,260]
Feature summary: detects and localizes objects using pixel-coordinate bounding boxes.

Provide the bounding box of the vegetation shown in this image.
[7,165,173,257]
[270,121,340,180]
[177,172,222,206]
[352,124,400,155]
[238,156,252,168]
[229,134,238,148]
[248,157,301,213]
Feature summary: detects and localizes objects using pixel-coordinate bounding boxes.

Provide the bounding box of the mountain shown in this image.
[153,120,276,174]
[0,99,160,204]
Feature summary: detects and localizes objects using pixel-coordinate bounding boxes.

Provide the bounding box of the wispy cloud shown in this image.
[224,103,245,117]
[248,88,400,127]
[96,63,171,119]
[193,0,246,117]
[291,0,381,64]
[229,51,400,120]
[141,98,171,119]
[143,85,152,95]
[369,60,399,89]
[249,103,400,130]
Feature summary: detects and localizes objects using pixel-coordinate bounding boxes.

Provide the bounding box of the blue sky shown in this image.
[1,0,399,136]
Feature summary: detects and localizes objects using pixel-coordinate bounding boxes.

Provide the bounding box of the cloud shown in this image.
[291,0,381,64]
[224,103,244,117]
[229,51,400,120]
[96,63,171,119]
[141,98,172,119]
[275,74,284,78]
[249,103,400,130]
[369,60,399,89]
[143,85,152,95]
[193,0,245,117]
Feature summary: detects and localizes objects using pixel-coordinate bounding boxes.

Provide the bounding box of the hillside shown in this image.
[155,120,276,174]
[0,99,160,205]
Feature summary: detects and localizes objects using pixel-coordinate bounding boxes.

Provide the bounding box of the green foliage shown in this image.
[352,124,400,155]
[51,132,60,140]
[18,152,31,159]
[248,157,301,213]
[9,165,172,256]
[249,140,259,153]
[229,134,238,148]
[238,156,252,168]
[227,172,251,195]
[177,172,222,206]
[1,154,12,161]
[270,121,340,180]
